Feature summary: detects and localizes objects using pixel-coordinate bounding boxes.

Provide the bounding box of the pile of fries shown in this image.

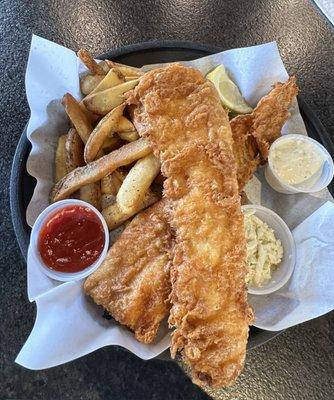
[51,50,161,230]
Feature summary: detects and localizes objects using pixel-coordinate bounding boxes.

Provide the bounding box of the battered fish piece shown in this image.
[231,114,259,190]
[129,64,253,387]
[231,76,298,189]
[84,68,297,380]
[84,200,172,344]
[252,76,298,159]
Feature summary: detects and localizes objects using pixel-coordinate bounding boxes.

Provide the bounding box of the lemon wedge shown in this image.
[206,65,252,114]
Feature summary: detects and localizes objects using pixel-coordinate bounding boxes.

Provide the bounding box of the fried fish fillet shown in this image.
[128,64,253,388]
[84,199,172,344]
[252,76,298,159]
[231,114,259,190]
[84,69,297,366]
[231,76,298,190]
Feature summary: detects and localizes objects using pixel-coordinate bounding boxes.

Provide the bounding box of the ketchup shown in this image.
[38,205,105,273]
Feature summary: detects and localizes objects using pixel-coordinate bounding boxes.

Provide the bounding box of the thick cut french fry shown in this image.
[101,194,116,209]
[102,189,159,230]
[101,175,113,195]
[116,116,135,132]
[118,130,139,142]
[79,101,100,124]
[101,170,124,195]
[65,128,85,171]
[55,134,68,182]
[80,182,101,210]
[80,74,105,95]
[77,49,108,75]
[62,93,93,143]
[84,104,125,163]
[99,61,111,74]
[105,60,143,77]
[116,154,160,214]
[83,80,139,115]
[51,138,151,202]
[89,68,125,95]
[79,68,125,122]
[115,116,138,141]
[124,76,141,81]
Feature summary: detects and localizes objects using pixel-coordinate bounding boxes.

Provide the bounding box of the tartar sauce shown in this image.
[271,138,324,186]
[244,210,283,287]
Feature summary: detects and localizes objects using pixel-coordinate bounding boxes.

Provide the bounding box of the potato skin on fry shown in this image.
[84,104,125,163]
[117,154,160,214]
[101,194,116,209]
[65,128,85,171]
[62,93,93,143]
[80,182,102,210]
[55,134,68,182]
[77,49,107,75]
[51,138,151,202]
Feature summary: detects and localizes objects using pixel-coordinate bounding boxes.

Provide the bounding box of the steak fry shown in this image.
[50,138,151,201]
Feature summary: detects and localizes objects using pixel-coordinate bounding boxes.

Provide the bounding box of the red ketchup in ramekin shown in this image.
[38,205,105,273]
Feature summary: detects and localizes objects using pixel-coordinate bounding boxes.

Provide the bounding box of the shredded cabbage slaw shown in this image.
[244,210,283,287]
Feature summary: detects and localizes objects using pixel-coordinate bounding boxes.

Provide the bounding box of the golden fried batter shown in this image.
[84,200,172,344]
[129,64,253,388]
[84,67,297,384]
[250,76,298,160]
[231,76,299,190]
[231,114,259,190]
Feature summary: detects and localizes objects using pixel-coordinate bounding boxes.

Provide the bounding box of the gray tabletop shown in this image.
[1,1,334,399]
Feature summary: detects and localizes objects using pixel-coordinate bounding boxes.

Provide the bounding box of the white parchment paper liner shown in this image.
[16,35,334,369]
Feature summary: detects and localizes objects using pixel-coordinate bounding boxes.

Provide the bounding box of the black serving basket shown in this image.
[10,41,334,355]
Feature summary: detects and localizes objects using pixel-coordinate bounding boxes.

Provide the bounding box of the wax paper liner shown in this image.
[16,35,334,369]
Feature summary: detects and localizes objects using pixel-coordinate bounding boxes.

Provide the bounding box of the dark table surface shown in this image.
[1,1,334,399]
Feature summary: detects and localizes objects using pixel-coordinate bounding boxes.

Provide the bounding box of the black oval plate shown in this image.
[10,41,334,353]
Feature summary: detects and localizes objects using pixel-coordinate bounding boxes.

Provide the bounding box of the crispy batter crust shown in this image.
[84,200,172,343]
[230,114,259,190]
[250,76,298,160]
[129,64,253,387]
[231,76,299,190]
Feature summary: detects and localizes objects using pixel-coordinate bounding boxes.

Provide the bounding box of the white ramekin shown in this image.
[29,199,109,282]
[265,134,334,194]
[242,204,296,295]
